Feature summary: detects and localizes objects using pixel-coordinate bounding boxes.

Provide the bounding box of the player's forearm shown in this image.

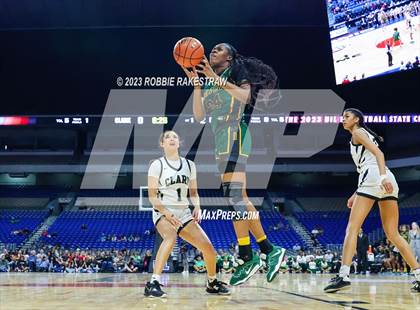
[192,87,205,121]
[220,81,250,104]
[190,194,200,209]
[148,197,166,214]
[374,151,387,176]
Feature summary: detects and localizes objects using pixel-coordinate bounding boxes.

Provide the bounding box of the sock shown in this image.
[339,265,350,279]
[414,268,420,281]
[238,236,252,262]
[256,235,273,255]
[207,275,217,283]
[151,274,160,283]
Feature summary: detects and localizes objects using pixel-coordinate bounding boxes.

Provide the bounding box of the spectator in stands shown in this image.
[297,251,308,273]
[409,222,420,263]
[0,254,10,272]
[28,250,37,272]
[399,225,410,273]
[330,252,341,273]
[131,252,142,270]
[356,228,369,274]
[121,258,138,273]
[367,248,375,272]
[102,251,114,272]
[9,216,19,224]
[180,244,190,274]
[50,254,64,273]
[325,250,334,269]
[38,255,50,272]
[141,250,152,273]
[342,75,351,85]
[229,242,237,256]
[221,256,234,274]
[293,244,301,252]
[400,61,406,70]
[413,56,419,68]
[193,255,206,273]
[308,257,318,273]
[382,242,397,272]
[386,42,393,66]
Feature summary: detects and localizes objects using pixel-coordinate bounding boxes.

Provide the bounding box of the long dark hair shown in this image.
[222,43,281,111]
[344,108,384,142]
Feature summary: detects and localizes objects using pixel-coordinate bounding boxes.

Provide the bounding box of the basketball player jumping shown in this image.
[324,108,420,293]
[144,130,230,297]
[180,43,285,286]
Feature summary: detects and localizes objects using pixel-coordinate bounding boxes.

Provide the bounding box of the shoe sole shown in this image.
[206,291,232,296]
[144,293,167,298]
[267,248,286,283]
[324,285,351,293]
[230,260,262,286]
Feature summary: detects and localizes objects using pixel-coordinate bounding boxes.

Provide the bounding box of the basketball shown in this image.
[173,37,204,68]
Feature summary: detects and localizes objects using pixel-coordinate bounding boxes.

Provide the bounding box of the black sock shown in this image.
[238,244,253,262]
[257,238,273,255]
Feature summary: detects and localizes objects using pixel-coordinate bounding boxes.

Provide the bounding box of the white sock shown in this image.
[151,274,161,283]
[413,268,420,281]
[339,265,350,279]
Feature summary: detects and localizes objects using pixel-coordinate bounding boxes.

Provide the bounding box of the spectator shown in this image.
[141,250,152,273]
[357,228,369,274]
[409,222,420,263]
[293,244,301,252]
[386,42,393,66]
[400,61,406,70]
[413,56,419,68]
[28,250,37,272]
[0,254,10,272]
[193,255,206,273]
[221,256,234,274]
[342,75,351,84]
[122,258,138,273]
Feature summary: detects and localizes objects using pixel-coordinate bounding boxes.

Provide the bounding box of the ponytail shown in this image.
[344,108,384,142]
[222,43,281,112]
[360,123,384,143]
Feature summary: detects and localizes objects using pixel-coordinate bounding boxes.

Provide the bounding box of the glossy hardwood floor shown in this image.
[0,272,419,309]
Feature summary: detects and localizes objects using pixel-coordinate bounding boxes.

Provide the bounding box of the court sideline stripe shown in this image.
[257,286,369,310]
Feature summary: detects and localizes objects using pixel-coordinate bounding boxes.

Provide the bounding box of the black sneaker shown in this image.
[324,275,351,293]
[144,281,167,298]
[411,281,420,293]
[206,279,231,295]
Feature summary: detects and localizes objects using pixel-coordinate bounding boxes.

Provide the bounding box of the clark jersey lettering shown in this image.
[148,156,196,208]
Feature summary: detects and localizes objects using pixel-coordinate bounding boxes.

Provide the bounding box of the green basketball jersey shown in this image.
[203,67,247,134]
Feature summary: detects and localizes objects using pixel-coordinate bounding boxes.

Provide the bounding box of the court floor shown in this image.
[0,272,419,310]
[332,16,420,82]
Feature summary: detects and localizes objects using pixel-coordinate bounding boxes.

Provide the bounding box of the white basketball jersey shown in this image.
[350,128,378,173]
[149,156,194,208]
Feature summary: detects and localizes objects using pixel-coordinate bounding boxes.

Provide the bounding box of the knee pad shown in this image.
[222,182,247,220]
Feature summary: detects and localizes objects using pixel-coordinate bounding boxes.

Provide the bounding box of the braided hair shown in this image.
[344,108,384,142]
[221,43,281,112]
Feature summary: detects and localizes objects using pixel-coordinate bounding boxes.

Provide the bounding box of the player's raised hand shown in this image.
[195,55,217,79]
[181,66,198,79]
